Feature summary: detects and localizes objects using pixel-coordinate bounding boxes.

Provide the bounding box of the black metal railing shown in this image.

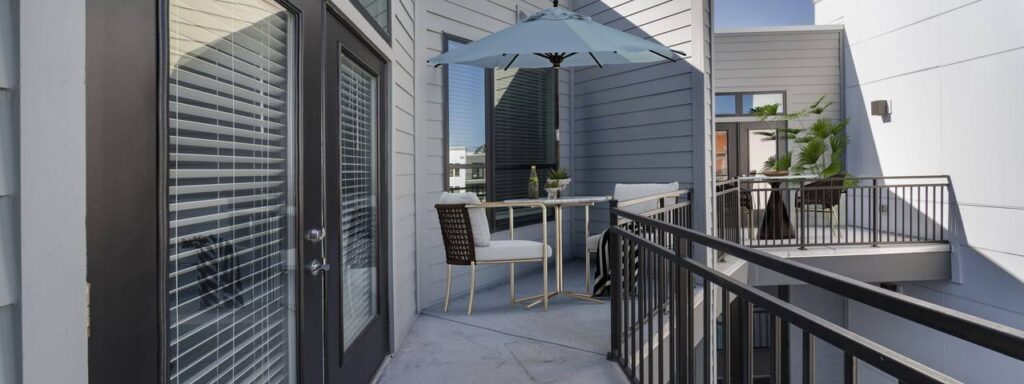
[607,203,1024,384]
[715,175,952,248]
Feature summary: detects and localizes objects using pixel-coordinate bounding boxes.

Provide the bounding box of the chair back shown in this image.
[800,174,847,208]
[435,204,476,265]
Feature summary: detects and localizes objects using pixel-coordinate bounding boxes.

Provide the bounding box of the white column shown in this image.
[19,0,88,382]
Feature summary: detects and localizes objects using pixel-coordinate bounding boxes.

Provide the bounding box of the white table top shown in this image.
[504,195,612,206]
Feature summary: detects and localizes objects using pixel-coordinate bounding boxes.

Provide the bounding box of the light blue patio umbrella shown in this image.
[428,1,684,164]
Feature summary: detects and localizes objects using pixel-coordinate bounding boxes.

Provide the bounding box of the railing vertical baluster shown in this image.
[778,286,790,384]
[682,263,693,384]
[743,300,754,384]
[642,246,649,384]
[736,182,742,246]
[803,331,815,384]
[722,290,732,384]
[670,254,678,383]
[798,181,806,249]
[658,249,664,384]
[771,314,781,384]
[640,244,646,383]
[608,200,622,364]
[871,178,879,247]
[704,278,713,384]
[844,351,858,384]
[940,185,945,241]
[630,238,637,378]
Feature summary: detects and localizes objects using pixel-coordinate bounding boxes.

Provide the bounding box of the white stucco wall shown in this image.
[19,0,89,382]
[814,0,1024,382]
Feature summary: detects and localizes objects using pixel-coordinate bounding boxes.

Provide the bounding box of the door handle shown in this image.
[309,258,331,276]
[306,227,326,243]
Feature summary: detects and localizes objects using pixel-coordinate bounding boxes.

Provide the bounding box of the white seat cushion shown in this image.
[614,182,680,215]
[586,234,602,252]
[475,240,551,262]
[439,192,491,247]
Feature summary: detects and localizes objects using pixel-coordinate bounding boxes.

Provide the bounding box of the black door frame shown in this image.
[323,5,392,383]
[85,0,327,382]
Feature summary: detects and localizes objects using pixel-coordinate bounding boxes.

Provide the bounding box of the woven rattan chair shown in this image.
[436,201,550,315]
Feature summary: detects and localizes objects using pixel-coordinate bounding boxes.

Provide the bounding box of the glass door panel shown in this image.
[747,129,777,176]
[338,53,379,350]
[166,0,298,382]
[715,130,731,180]
[324,11,389,384]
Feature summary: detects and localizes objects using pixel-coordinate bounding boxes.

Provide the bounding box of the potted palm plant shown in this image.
[751,96,849,179]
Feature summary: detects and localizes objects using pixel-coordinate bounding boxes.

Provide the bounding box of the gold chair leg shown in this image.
[468,263,477,316]
[444,264,452,313]
[509,263,516,305]
[542,257,549,311]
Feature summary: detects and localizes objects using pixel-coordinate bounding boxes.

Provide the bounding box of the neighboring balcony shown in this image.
[714,175,953,286]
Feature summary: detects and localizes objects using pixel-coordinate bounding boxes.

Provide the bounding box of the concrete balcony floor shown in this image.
[378,259,629,384]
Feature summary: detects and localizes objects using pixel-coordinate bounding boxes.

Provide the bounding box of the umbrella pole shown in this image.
[553,61,560,170]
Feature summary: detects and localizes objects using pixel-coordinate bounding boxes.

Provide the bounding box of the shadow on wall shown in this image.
[568,0,706,257]
[840,30,1024,383]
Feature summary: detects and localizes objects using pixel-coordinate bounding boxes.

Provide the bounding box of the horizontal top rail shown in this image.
[616,189,691,208]
[610,227,958,383]
[717,175,952,184]
[612,207,1024,362]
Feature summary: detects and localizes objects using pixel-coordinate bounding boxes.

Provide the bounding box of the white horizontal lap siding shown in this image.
[570,0,703,255]
[414,0,575,309]
[713,28,844,129]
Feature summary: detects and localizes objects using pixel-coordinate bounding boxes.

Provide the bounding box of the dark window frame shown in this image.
[441,33,555,232]
[715,91,787,117]
[349,0,391,44]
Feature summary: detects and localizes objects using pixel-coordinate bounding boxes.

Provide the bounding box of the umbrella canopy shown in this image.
[427,5,684,69]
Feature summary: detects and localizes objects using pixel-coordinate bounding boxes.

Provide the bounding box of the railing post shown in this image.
[798,180,807,250]
[871,178,879,247]
[607,199,621,362]
[735,181,742,245]
[777,285,791,384]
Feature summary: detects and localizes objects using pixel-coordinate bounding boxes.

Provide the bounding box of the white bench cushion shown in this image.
[439,192,491,247]
[475,240,551,262]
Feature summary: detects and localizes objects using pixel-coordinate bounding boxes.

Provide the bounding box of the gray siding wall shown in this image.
[713,26,844,129]
[570,0,713,254]
[0,0,18,382]
[415,0,576,309]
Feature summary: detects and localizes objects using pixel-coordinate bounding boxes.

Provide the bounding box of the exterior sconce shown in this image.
[871,100,890,116]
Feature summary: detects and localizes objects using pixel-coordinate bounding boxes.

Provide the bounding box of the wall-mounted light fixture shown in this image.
[871,100,891,116]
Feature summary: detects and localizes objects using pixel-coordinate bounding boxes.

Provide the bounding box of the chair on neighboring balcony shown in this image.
[436,192,551,315]
[796,174,848,238]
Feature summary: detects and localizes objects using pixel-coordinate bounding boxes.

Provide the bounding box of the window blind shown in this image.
[338,53,379,349]
[492,68,555,226]
[167,1,296,383]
